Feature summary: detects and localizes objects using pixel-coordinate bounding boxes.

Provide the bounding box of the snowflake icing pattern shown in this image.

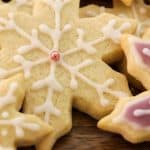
[0,0,132,123]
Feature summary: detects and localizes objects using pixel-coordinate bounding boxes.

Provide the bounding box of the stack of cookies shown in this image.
[0,0,149,149]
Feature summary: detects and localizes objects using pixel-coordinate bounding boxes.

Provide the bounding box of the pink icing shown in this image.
[50,51,60,62]
[124,97,150,127]
[134,42,150,67]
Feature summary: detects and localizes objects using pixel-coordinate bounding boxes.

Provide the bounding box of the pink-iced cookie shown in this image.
[121,32,150,89]
[98,91,150,143]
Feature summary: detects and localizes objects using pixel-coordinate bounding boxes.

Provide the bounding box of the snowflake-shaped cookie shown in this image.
[98,91,150,143]
[121,31,150,89]
[0,0,136,149]
[0,74,52,150]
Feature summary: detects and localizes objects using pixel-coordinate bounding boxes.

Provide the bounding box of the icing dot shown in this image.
[135,42,150,67]
[50,51,60,62]
[1,129,8,137]
[1,112,9,119]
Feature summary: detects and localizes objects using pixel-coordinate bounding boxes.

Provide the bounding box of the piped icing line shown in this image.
[32,63,62,122]
[60,32,106,56]
[134,109,150,117]
[34,88,61,122]
[0,13,50,54]
[44,0,71,51]
[39,23,72,51]
[113,96,150,130]
[101,19,131,43]
[0,82,41,139]
[82,2,149,36]
[0,117,40,138]
[61,59,127,106]
[143,48,150,57]
[128,37,150,70]
[0,82,17,109]
[0,57,49,79]
[0,0,128,121]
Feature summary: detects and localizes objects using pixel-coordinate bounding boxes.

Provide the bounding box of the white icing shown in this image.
[2,112,9,119]
[0,117,40,138]
[0,0,128,122]
[0,57,48,80]
[0,82,17,109]
[0,80,42,141]
[82,2,149,36]
[101,19,131,43]
[13,55,34,78]
[142,48,150,57]
[134,109,150,117]
[44,0,71,51]
[76,29,97,54]
[61,58,127,106]
[34,88,61,122]
[85,10,98,17]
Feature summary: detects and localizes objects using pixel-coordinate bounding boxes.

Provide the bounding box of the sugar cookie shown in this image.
[0,74,52,150]
[98,91,150,143]
[0,0,137,149]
